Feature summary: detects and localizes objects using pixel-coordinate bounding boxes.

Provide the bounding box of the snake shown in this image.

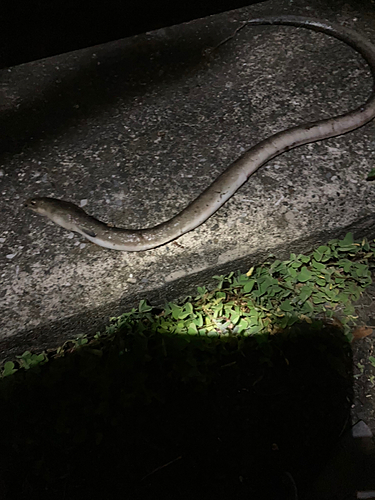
[25,15,375,251]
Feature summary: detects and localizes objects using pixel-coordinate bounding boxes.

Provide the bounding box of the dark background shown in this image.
[1,0,266,69]
[1,0,373,69]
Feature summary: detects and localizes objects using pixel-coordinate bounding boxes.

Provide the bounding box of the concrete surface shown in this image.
[1,0,375,359]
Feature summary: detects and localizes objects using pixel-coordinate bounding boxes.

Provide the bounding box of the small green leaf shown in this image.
[267,285,283,297]
[288,267,298,278]
[313,246,329,262]
[297,254,311,263]
[311,260,326,271]
[230,312,241,325]
[185,302,193,314]
[270,260,282,271]
[246,325,263,336]
[257,277,275,296]
[299,285,313,302]
[316,278,326,286]
[174,321,185,333]
[296,266,312,282]
[339,233,354,246]
[187,323,198,335]
[320,249,332,262]
[301,300,314,313]
[2,361,17,377]
[212,275,225,289]
[353,263,368,277]
[193,313,204,328]
[138,300,153,313]
[291,260,302,269]
[342,261,352,273]
[280,300,293,312]
[317,245,329,253]
[74,338,88,347]
[312,292,328,304]
[237,318,250,333]
[18,351,32,359]
[243,279,255,293]
[170,304,183,320]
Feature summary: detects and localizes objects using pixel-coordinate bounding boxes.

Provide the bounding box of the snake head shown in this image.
[25,197,85,232]
[26,198,74,230]
[25,197,52,215]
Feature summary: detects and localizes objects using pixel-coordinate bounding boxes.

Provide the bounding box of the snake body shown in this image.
[26,16,375,251]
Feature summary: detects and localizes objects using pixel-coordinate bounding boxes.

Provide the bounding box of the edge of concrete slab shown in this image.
[1,214,375,361]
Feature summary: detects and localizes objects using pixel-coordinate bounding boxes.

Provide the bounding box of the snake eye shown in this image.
[25,199,37,208]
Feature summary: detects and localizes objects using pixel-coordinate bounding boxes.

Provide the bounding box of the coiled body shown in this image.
[26,16,375,251]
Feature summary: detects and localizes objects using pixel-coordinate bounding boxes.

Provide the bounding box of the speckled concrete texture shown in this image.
[1,0,375,357]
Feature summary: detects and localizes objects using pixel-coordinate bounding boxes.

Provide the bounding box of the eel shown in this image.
[25,15,375,251]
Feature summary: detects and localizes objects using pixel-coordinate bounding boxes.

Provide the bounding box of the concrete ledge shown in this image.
[2,217,375,360]
[1,0,375,358]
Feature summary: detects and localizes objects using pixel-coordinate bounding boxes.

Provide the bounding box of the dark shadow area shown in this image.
[2,0,374,70]
[0,321,355,499]
[1,0,267,69]
[0,16,241,161]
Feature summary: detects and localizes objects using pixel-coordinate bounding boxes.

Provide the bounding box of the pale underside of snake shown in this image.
[26,15,375,251]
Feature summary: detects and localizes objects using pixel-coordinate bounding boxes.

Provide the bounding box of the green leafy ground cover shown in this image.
[2,232,373,379]
[0,233,374,499]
